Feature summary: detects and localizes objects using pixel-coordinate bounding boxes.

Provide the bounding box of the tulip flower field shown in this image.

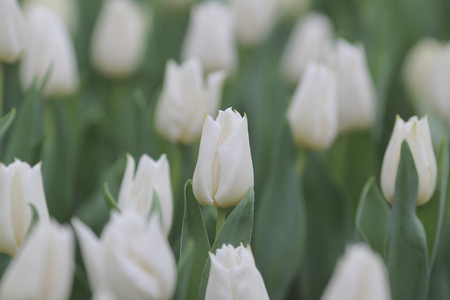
[1,0,450,299]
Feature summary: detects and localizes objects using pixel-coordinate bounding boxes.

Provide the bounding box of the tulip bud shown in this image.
[91,0,149,79]
[73,212,177,300]
[326,39,376,132]
[0,220,74,300]
[20,5,78,97]
[182,1,237,74]
[321,244,391,300]
[381,115,437,205]
[280,13,333,84]
[427,42,450,123]
[229,0,278,46]
[192,108,253,208]
[0,159,50,257]
[205,244,269,300]
[287,62,338,150]
[155,59,226,144]
[0,0,26,63]
[117,154,173,235]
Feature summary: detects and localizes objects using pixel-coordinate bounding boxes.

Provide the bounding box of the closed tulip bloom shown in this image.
[20,5,78,97]
[427,43,450,123]
[155,59,226,144]
[381,115,437,205]
[118,154,173,235]
[0,159,50,257]
[0,220,74,300]
[73,212,177,300]
[230,0,278,46]
[280,13,333,84]
[326,39,376,132]
[91,0,149,79]
[205,244,269,300]
[192,108,253,208]
[287,62,338,150]
[182,1,237,74]
[321,244,391,300]
[0,0,26,63]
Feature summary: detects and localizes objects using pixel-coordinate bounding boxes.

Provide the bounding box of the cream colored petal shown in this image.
[117,154,136,210]
[0,164,16,256]
[205,253,234,300]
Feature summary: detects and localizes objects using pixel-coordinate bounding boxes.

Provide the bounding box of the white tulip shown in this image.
[403,38,444,100]
[0,159,50,257]
[22,0,79,34]
[205,244,269,300]
[287,62,338,150]
[326,39,376,132]
[192,108,253,208]
[381,115,437,205]
[427,42,450,123]
[20,5,78,97]
[0,220,74,300]
[182,1,237,74]
[0,0,26,63]
[155,59,226,144]
[91,0,149,79]
[229,0,278,46]
[118,154,173,236]
[321,243,391,300]
[73,212,177,300]
[280,13,333,84]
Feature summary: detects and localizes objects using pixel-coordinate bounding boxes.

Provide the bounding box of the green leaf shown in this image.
[355,177,391,260]
[417,138,449,269]
[388,140,429,300]
[179,180,210,300]
[0,108,15,142]
[252,120,306,300]
[174,239,196,300]
[198,188,254,300]
[25,203,40,238]
[103,182,120,213]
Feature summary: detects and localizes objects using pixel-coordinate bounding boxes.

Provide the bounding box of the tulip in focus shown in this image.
[182,1,237,74]
[192,108,253,208]
[0,220,74,300]
[117,154,173,235]
[287,62,338,150]
[0,0,27,63]
[427,42,450,123]
[321,243,391,300]
[205,244,269,300]
[326,39,376,132]
[381,115,437,205]
[91,0,149,79]
[73,212,177,300]
[155,59,226,144]
[280,13,333,84]
[20,5,79,97]
[0,159,50,257]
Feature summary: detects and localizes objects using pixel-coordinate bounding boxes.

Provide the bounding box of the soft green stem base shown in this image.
[216,208,226,239]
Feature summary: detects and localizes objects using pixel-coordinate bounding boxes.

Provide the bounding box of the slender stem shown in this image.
[0,64,3,118]
[215,208,226,239]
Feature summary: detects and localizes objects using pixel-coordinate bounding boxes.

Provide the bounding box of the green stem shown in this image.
[216,208,226,239]
[0,64,3,118]
[295,147,309,177]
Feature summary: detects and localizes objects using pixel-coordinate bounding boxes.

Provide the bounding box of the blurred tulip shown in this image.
[117,154,173,235]
[155,59,226,143]
[192,108,253,208]
[91,0,149,79]
[92,290,116,300]
[0,0,26,63]
[229,0,278,46]
[326,39,376,132]
[280,13,333,84]
[427,42,450,123]
[22,0,79,34]
[73,212,177,300]
[0,159,50,257]
[321,243,391,300]
[381,115,437,205]
[20,5,78,97]
[205,244,269,300]
[287,62,338,150]
[182,1,237,74]
[0,220,74,300]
